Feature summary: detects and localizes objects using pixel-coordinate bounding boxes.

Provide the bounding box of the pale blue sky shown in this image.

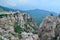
[0,0,60,13]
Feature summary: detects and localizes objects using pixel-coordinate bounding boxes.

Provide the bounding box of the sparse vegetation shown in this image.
[0,37,3,40]
[14,20,23,34]
[0,14,8,18]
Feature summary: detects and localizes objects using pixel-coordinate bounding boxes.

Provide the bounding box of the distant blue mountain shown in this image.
[0,6,22,12]
[0,6,57,25]
[22,9,57,25]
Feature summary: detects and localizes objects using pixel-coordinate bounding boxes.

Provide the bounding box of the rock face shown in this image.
[0,11,38,40]
[14,12,38,33]
[38,15,60,40]
[21,32,33,40]
[21,32,39,40]
[1,11,60,40]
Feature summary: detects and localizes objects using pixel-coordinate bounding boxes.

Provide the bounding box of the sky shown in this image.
[0,0,60,13]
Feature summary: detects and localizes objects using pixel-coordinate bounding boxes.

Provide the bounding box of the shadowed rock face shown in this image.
[0,11,38,40]
[38,15,60,40]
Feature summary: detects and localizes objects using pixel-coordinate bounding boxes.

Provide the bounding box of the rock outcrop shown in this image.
[1,11,60,40]
[21,32,39,40]
[0,11,38,40]
[38,15,60,40]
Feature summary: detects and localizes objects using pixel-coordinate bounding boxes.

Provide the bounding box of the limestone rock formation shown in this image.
[38,15,60,40]
[13,12,38,33]
[1,10,60,40]
[0,11,38,40]
[21,32,39,40]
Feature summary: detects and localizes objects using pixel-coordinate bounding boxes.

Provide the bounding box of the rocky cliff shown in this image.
[38,15,60,40]
[1,11,60,40]
[0,11,38,40]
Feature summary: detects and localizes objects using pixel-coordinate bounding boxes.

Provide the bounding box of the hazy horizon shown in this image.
[0,0,60,13]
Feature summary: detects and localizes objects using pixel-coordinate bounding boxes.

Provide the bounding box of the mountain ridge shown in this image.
[0,5,57,25]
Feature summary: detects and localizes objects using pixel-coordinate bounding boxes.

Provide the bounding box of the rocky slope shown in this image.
[0,11,38,40]
[38,15,60,40]
[0,10,60,40]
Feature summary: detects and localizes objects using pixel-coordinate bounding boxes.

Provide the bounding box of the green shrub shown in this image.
[14,20,23,34]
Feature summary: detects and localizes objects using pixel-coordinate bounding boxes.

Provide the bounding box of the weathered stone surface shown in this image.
[33,34,39,40]
[0,11,38,40]
[21,32,39,40]
[38,15,60,40]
